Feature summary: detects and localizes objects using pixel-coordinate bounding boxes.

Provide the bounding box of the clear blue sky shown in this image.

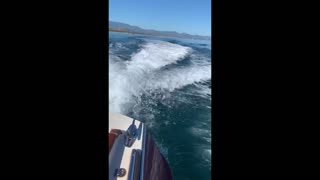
[109,0,211,36]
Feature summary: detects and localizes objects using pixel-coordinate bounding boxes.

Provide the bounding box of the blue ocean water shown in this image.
[109,32,211,180]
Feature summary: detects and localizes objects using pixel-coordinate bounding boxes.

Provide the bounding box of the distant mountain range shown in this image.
[109,21,211,40]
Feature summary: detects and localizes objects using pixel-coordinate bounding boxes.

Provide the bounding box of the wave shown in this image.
[109,35,212,178]
[109,39,211,114]
[127,39,192,71]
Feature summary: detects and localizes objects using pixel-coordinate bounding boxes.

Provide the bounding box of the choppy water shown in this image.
[109,32,211,180]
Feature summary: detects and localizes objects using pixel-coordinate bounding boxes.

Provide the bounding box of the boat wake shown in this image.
[109,39,210,113]
[109,33,212,179]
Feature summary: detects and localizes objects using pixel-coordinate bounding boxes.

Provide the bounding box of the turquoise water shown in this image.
[109,32,211,180]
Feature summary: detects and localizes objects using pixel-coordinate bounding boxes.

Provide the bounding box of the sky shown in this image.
[109,0,211,36]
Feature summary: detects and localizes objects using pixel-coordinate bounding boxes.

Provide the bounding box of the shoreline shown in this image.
[108,29,209,41]
[109,29,151,35]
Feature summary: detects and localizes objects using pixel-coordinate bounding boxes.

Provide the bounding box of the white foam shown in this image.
[109,57,129,113]
[204,149,211,158]
[127,39,192,71]
[190,126,212,164]
[148,65,211,92]
[203,137,212,143]
[202,149,212,166]
[190,127,211,138]
[109,39,211,114]
[110,39,212,170]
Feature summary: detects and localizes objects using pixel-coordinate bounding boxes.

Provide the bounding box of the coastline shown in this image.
[109,29,150,35]
[109,29,209,41]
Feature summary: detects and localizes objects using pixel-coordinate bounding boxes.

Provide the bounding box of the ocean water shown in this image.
[109,32,211,180]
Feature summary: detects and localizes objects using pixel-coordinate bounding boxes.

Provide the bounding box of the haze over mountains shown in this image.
[109,21,211,40]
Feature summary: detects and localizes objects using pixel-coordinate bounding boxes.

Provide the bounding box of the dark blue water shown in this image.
[109,32,211,180]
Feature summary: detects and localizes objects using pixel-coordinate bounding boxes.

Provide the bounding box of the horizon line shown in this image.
[109,20,211,37]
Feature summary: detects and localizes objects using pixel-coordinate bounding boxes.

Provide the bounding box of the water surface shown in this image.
[109,31,211,180]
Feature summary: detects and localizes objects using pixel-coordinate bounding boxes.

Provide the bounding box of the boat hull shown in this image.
[109,112,173,180]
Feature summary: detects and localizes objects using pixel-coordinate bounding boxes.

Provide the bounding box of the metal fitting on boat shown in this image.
[124,119,137,147]
[115,168,126,177]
